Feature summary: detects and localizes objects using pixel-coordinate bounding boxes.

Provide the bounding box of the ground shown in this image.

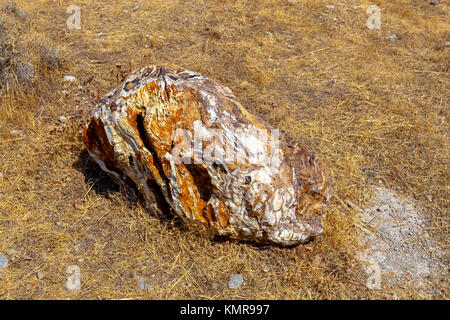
[0,0,448,299]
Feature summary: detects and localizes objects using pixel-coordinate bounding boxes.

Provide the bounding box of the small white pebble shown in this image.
[8,249,19,255]
[10,129,22,137]
[326,5,335,9]
[387,34,397,41]
[64,75,76,83]
[59,116,68,123]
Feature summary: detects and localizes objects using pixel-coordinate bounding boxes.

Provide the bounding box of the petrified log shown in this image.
[82,65,330,246]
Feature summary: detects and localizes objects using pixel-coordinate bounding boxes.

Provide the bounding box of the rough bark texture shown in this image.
[82,65,330,246]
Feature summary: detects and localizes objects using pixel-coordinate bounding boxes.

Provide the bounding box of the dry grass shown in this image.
[0,0,448,299]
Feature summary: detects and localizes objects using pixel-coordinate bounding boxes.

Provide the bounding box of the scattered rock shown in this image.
[37,271,44,280]
[10,129,22,137]
[59,115,68,123]
[387,34,397,42]
[445,41,450,47]
[228,274,243,289]
[326,5,335,9]
[63,75,76,83]
[66,265,81,291]
[426,195,433,202]
[138,277,149,291]
[122,9,129,13]
[430,0,439,5]
[0,254,8,270]
[8,249,19,255]
[133,5,140,10]
[287,0,297,4]
[83,65,330,246]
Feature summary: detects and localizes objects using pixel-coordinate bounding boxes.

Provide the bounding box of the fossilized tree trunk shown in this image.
[83,65,330,246]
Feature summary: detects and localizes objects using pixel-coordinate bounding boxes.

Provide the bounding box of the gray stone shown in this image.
[228,274,243,289]
[138,277,149,291]
[0,254,8,270]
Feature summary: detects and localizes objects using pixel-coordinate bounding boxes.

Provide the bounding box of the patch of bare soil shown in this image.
[359,187,446,298]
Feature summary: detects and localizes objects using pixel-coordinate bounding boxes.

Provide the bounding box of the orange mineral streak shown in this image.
[217,200,231,229]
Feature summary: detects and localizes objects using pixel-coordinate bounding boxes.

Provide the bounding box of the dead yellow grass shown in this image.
[0,0,448,299]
